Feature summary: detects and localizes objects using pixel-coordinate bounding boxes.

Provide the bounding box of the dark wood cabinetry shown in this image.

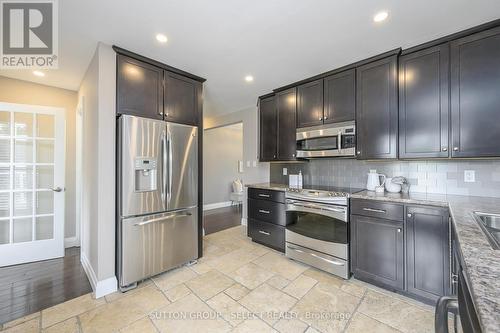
[323,69,356,124]
[116,52,203,126]
[356,55,398,159]
[297,79,323,128]
[399,44,450,158]
[247,188,286,252]
[450,26,500,158]
[351,204,404,291]
[117,54,164,120]
[351,199,451,304]
[406,206,450,302]
[164,71,201,126]
[276,88,297,160]
[258,95,277,162]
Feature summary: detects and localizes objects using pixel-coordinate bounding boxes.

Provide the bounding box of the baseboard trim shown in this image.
[81,252,117,298]
[64,236,79,248]
[241,218,247,226]
[203,201,232,211]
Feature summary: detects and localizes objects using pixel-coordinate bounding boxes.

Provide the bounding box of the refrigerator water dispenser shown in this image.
[134,158,157,192]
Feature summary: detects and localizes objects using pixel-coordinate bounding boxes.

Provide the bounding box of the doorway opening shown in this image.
[203,122,243,235]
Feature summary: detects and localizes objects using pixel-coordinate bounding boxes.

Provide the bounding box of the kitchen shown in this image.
[0,1,499,333]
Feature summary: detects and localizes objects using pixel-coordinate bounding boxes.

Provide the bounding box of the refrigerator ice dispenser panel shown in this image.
[134,158,157,192]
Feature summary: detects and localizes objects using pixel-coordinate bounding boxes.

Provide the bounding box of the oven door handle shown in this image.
[286,245,345,266]
[286,200,346,213]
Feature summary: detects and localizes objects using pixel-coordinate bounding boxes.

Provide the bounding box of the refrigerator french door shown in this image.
[117,115,198,289]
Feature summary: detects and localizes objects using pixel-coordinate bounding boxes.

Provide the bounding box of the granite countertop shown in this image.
[352,190,500,333]
[246,183,500,332]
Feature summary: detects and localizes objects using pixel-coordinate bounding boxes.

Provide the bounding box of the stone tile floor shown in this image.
[0,226,437,333]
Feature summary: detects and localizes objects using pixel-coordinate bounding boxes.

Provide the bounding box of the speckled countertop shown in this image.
[247,183,500,332]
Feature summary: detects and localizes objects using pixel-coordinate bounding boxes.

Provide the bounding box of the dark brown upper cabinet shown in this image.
[450,26,500,158]
[323,69,356,124]
[276,88,297,160]
[117,54,164,120]
[356,55,398,159]
[164,71,201,126]
[297,79,323,128]
[399,44,450,159]
[259,95,278,162]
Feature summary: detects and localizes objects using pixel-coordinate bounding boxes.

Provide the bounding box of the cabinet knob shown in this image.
[319,117,323,121]
[397,228,402,233]
[442,147,448,152]
[453,147,459,151]
[324,116,328,120]
[407,213,412,218]
[273,155,276,158]
[292,153,296,157]
[357,151,361,155]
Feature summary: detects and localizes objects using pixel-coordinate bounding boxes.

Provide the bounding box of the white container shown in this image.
[366,170,386,191]
[385,178,402,193]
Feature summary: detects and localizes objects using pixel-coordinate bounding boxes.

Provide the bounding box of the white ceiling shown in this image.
[1,0,500,116]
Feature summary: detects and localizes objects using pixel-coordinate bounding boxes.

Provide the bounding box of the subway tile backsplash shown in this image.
[270,159,500,198]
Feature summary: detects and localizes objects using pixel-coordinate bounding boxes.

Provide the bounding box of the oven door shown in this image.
[285,199,348,258]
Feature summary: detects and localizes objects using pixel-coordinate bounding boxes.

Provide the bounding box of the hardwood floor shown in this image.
[0,247,92,325]
[203,205,242,235]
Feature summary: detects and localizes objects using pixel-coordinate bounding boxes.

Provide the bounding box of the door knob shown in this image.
[51,187,64,192]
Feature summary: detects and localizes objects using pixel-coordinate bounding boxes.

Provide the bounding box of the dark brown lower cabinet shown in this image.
[247,188,286,252]
[406,205,450,303]
[351,214,404,291]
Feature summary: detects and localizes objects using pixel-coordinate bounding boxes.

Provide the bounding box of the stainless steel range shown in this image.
[285,186,361,279]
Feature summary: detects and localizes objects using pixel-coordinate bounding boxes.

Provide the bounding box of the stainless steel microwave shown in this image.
[296,121,356,158]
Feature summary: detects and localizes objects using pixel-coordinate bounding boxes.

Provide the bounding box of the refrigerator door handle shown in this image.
[161,130,167,202]
[133,210,193,227]
[167,129,173,203]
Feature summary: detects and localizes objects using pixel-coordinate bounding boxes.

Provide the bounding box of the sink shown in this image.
[473,212,500,249]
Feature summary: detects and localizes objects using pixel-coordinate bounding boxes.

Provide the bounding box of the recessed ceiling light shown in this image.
[244,75,254,83]
[373,11,389,23]
[156,34,168,43]
[33,70,45,77]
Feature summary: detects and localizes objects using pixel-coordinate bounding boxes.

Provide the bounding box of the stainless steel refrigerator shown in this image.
[117,115,198,290]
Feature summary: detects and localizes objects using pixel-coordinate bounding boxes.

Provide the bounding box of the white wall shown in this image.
[77,42,117,297]
[203,123,243,206]
[204,106,270,222]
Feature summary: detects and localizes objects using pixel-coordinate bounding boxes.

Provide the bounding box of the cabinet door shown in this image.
[351,215,404,290]
[164,71,201,125]
[399,45,450,158]
[406,206,450,303]
[450,26,500,157]
[356,56,398,159]
[323,69,355,124]
[117,55,163,120]
[277,88,297,160]
[297,79,323,128]
[259,96,277,162]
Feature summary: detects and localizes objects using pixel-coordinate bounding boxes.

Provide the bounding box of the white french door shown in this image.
[0,102,65,267]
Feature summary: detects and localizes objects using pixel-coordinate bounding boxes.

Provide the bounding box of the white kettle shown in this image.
[366,170,386,191]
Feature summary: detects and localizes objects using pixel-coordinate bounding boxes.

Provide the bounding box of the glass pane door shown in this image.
[0,103,65,267]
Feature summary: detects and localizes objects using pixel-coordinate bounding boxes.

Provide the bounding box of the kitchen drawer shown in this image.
[351,199,404,222]
[248,188,285,203]
[248,219,285,252]
[248,198,286,226]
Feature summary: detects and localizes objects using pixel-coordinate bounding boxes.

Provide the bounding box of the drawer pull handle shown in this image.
[258,209,270,214]
[287,245,345,266]
[258,230,270,236]
[363,208,386,214]
[258,194,270,198]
